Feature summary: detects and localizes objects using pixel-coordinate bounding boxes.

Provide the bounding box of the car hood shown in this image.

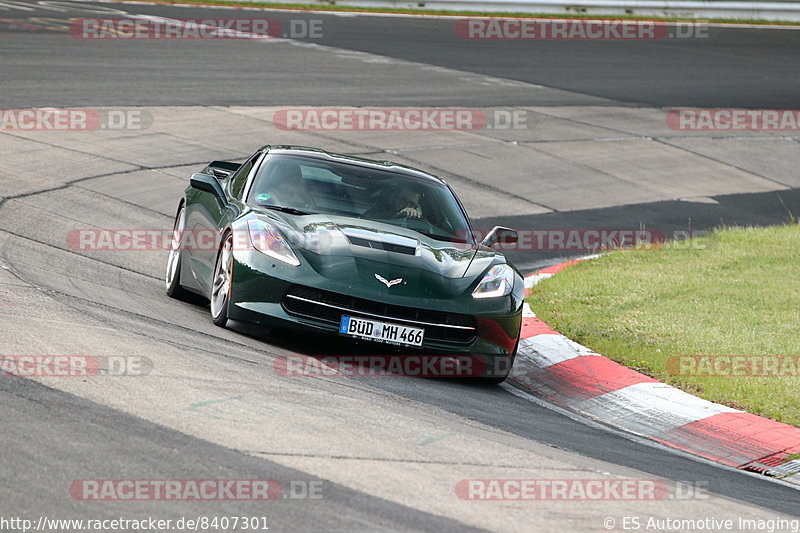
[260,212,501,298]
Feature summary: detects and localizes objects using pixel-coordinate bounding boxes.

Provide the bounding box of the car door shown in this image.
[186,153,258,292]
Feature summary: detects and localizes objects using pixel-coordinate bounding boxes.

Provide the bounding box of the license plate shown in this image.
[339,316,424,347]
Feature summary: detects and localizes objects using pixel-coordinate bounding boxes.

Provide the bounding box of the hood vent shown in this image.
[345,235,417,256]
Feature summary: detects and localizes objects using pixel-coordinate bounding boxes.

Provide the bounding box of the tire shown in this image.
[165,206,194,301]
[210,232,234,327]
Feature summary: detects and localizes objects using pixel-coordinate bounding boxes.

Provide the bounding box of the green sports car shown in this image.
[165,146,523,381]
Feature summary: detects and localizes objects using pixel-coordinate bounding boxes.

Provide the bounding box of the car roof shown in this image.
[257,145,447,185]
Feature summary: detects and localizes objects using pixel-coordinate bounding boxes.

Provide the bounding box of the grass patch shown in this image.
[527,224,800,427]
[114,0,800,25]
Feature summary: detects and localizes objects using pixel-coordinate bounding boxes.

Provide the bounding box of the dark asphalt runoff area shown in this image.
[0,1,799,108]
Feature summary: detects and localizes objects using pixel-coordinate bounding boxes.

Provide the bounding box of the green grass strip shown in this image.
[527,224,800,426]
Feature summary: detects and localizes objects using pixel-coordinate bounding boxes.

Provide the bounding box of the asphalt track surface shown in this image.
[1,2,800,531]
[1,2,800,108]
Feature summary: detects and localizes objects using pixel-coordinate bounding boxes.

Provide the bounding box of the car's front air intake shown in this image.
[282,285,477,344]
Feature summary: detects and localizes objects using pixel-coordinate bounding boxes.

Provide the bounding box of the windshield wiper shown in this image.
[262,205,313,216]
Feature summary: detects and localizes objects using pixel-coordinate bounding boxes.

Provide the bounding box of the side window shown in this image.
[229,155,258,200]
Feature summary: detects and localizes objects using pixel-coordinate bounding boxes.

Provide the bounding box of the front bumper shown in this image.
[226,249,523,356]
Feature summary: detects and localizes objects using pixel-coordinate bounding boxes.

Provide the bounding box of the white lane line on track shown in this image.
[500,382,800,492]
[123,13,546,89]
[274,38,544,88]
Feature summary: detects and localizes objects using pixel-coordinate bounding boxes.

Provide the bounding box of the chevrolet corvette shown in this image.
[165,146,523,381]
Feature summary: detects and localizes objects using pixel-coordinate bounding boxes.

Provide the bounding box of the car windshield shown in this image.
[247,154,473,243]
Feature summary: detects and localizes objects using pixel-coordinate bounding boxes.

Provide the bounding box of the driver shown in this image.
[394,187,423,219]
[365,183,425,220]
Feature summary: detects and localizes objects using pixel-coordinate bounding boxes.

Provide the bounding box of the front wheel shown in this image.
[210,232,234,327]
[165,206,194,301]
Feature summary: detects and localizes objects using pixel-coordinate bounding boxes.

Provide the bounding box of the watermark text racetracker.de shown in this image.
[68,228,248,252]
[273,108,530,131]
[465,229,706,251]
[273,354,511,378]
[455,19,709,40]
[70,18,323,39]
[69,227,349,253]
[69,478,323,501]
[67,228,706,252]
[0,355,152,377]
[667,355,800,377]
[455,479,710,501]
[468,228,668,251]
[0,108,151,131]
[667,109,800,131]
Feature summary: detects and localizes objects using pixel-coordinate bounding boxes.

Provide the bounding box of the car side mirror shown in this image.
[481,226,518,248]
[190,173,226,202]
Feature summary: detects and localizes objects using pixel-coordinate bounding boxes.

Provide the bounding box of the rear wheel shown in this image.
[165,206,194,301]
[210,232,234,327]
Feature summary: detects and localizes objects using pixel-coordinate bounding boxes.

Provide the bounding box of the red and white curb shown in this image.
[511,257,800,486]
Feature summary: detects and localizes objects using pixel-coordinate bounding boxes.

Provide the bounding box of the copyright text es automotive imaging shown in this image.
[604,516,800,531]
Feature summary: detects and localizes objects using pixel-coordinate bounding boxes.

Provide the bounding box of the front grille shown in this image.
[282,285,477,344]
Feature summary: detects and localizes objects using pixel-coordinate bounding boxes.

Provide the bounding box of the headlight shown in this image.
[472,264,514,299]
[247,219,300,266]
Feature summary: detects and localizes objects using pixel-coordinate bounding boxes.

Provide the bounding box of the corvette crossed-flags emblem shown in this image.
[375,274,403,288]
